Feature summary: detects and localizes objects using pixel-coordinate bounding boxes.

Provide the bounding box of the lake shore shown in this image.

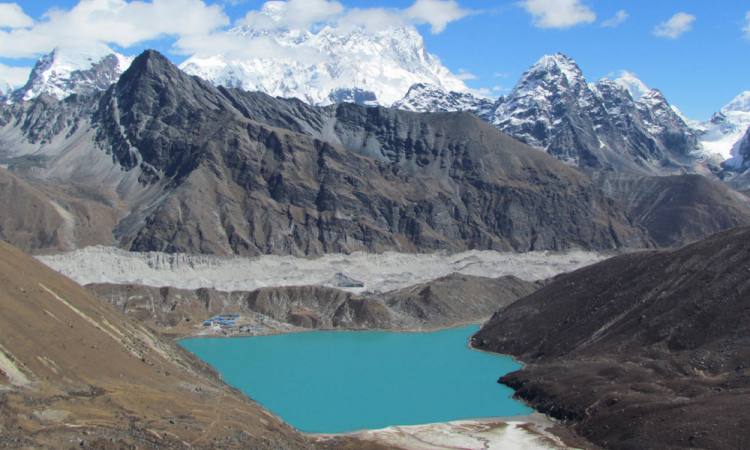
[314,413,585,450]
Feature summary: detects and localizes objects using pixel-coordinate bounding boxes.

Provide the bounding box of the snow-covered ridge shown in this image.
[38,246,606,294]
[11,47,132,102]
[697,91,750,160]
[179,24,468,107]
[392,83,495,120]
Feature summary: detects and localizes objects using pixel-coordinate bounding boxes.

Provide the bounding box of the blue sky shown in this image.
[2,0,750,120]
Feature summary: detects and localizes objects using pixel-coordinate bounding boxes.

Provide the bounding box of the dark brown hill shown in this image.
[474,226,750,449]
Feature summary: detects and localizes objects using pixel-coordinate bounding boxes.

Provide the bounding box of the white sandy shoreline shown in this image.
[313,414,575,449]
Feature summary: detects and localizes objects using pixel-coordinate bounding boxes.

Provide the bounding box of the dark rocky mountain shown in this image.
[395,54,703,175]
[473,226,750,450]
[88,274,540,334]
[0,50,650,256]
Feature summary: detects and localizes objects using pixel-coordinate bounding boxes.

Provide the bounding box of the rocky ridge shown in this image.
[87,274,541,335]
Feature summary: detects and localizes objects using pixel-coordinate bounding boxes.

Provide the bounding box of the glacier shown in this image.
[38,247,606,294]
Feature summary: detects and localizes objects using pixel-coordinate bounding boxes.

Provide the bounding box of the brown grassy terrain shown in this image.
[0,240,314,449]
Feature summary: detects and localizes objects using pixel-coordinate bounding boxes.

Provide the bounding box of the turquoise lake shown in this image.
[180,325,532,433]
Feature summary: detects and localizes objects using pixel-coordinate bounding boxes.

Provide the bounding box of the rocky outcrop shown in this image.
[473,226,750,450]
[88,273,541,334]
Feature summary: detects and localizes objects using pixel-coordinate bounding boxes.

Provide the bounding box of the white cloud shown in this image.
[238,0,469,35]
[520,0,596,29]
[0,0,472,76]
[239,0,344,31]
[0,3,32,29]
[405,0,471,34]
[0,62,29,87]
[743,11,750,39]
[601,9,628,28]
[0,0,229,58]
[455,69,477,81]
[654,12,695,39]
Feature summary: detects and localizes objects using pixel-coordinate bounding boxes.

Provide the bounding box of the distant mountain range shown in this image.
[179,24,468,108]
[3,44,750,256]
[5,38,749,179]
[1,50,659,256]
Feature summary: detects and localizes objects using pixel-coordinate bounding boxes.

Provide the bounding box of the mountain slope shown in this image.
[0,240,312,449]
[596,173,750,247]
[473,227,750,449]
[0,166,124,253]
[1,49,649,256]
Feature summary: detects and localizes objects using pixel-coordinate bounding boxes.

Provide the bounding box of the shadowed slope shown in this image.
[474,227,750,449]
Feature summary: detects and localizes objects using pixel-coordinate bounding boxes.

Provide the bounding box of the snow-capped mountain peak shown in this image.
[721,91,750,113]
[11,46,132,102]
[526,53,585,85]
[698,91,750,160]
[612,71,650,101]
[179,24,469,107]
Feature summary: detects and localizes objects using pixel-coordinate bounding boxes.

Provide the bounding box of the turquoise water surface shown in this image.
[180,325,531,433]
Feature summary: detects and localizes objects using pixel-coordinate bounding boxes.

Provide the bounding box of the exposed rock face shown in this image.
[0,240,314,449]
[473,226,750,450]
[1,49,649,256]
[596,173,750,247]
[88,274,541,333]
